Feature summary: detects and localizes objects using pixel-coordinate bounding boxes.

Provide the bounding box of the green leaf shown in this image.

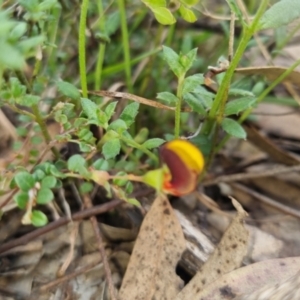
[180,48,197,73]
[79,182,93,194]
[179,0,199,5]
[15,171,35,192]
[162,46,184,78]
[229,88,254,97]
[192,86,215,109]
[178,5,197,23]
[57,81,81,101]
[184,93,207,115]
[93,158,110,171]
[105,101,118,120]
[10,77,26,98]
[31,210,48,227]
[17,94,40,107]
[156,92,178,105]
[113,171,128,186]
[33,169,45,181]
[78,128,94,142]
[14,192,29,209]
[0,42,25,70]
[67,154,86,172]
[36,188,54,204]
[81,98,98,123]
[221,118,246,139]
[105,11,121,36]
[108,119,128,133]
[9,22,27,40]
[151,7,176,25]
[18,35,44,53]
[224,97,256,116]
[120,102,139,127]
[41,176,57,189]
[257,0,300,31]
[127,198,141,207]
[125,181,134,194]
[142,138,165,149]
[102,138,121,160]
[182,73,204,94]
[38,0,58,11]
[142,0,166,8]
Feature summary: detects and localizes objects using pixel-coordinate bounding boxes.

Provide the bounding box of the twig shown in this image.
[231,183,300,219]
[87,90,191,112]
[0,200,122,254]
[83,195,117,300]
[202,164,300,186]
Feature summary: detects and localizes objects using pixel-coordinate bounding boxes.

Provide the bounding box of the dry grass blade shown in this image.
[193,257,300,300]
[119,194,186,300]
[235,66,300,85]
[176,198,248,299]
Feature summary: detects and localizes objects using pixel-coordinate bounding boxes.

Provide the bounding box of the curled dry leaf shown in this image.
[119,194,186,300]
[193,257,300,300]
[176,198,249,300]
[235,66,300,85]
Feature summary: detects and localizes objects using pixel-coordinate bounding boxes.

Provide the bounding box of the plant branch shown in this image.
[174,75,184,138]
[117,0,132,92]
[79,0,89,98]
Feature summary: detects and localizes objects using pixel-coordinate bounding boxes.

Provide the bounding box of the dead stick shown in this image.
[0,200,122,254]
[83,195,117,300]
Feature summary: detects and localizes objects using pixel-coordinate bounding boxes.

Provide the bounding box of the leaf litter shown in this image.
[175,198,249,299]
[119,194,186,300]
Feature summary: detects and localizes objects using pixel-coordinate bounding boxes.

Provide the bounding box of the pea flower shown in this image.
[143,139,204,196]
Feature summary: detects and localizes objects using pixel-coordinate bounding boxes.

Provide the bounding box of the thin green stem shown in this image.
[94,0,106,90]
[117,0,132,92]
[174,75,184,139]
[7,104,35,119]
[79,0,89,98]
[200,0,268,137]
[215,58,300,153]
[119,135,158,165]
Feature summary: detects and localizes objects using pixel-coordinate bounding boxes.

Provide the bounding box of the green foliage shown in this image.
[257,0,300,31]
[221,118,246,139]
[14,171,35,192]
[57,81,81,101]
[103,138,121,160]
[31,210,48,227]
[2,0,300,228]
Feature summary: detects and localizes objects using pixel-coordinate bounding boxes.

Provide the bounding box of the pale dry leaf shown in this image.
[176,198,248,300]
[192,257,300,300]
[236,66,300,85]
[238,269,300,300]
[119,194,186,300]
[253,103,300,141]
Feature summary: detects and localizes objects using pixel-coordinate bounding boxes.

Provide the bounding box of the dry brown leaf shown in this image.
[236,66,300,85]
[119,194,186,300]
[244,123,300,166]
[176,198,248,300]
[192,257,300,300]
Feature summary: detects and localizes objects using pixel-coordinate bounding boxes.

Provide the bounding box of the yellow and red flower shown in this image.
[143,139,204,196]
